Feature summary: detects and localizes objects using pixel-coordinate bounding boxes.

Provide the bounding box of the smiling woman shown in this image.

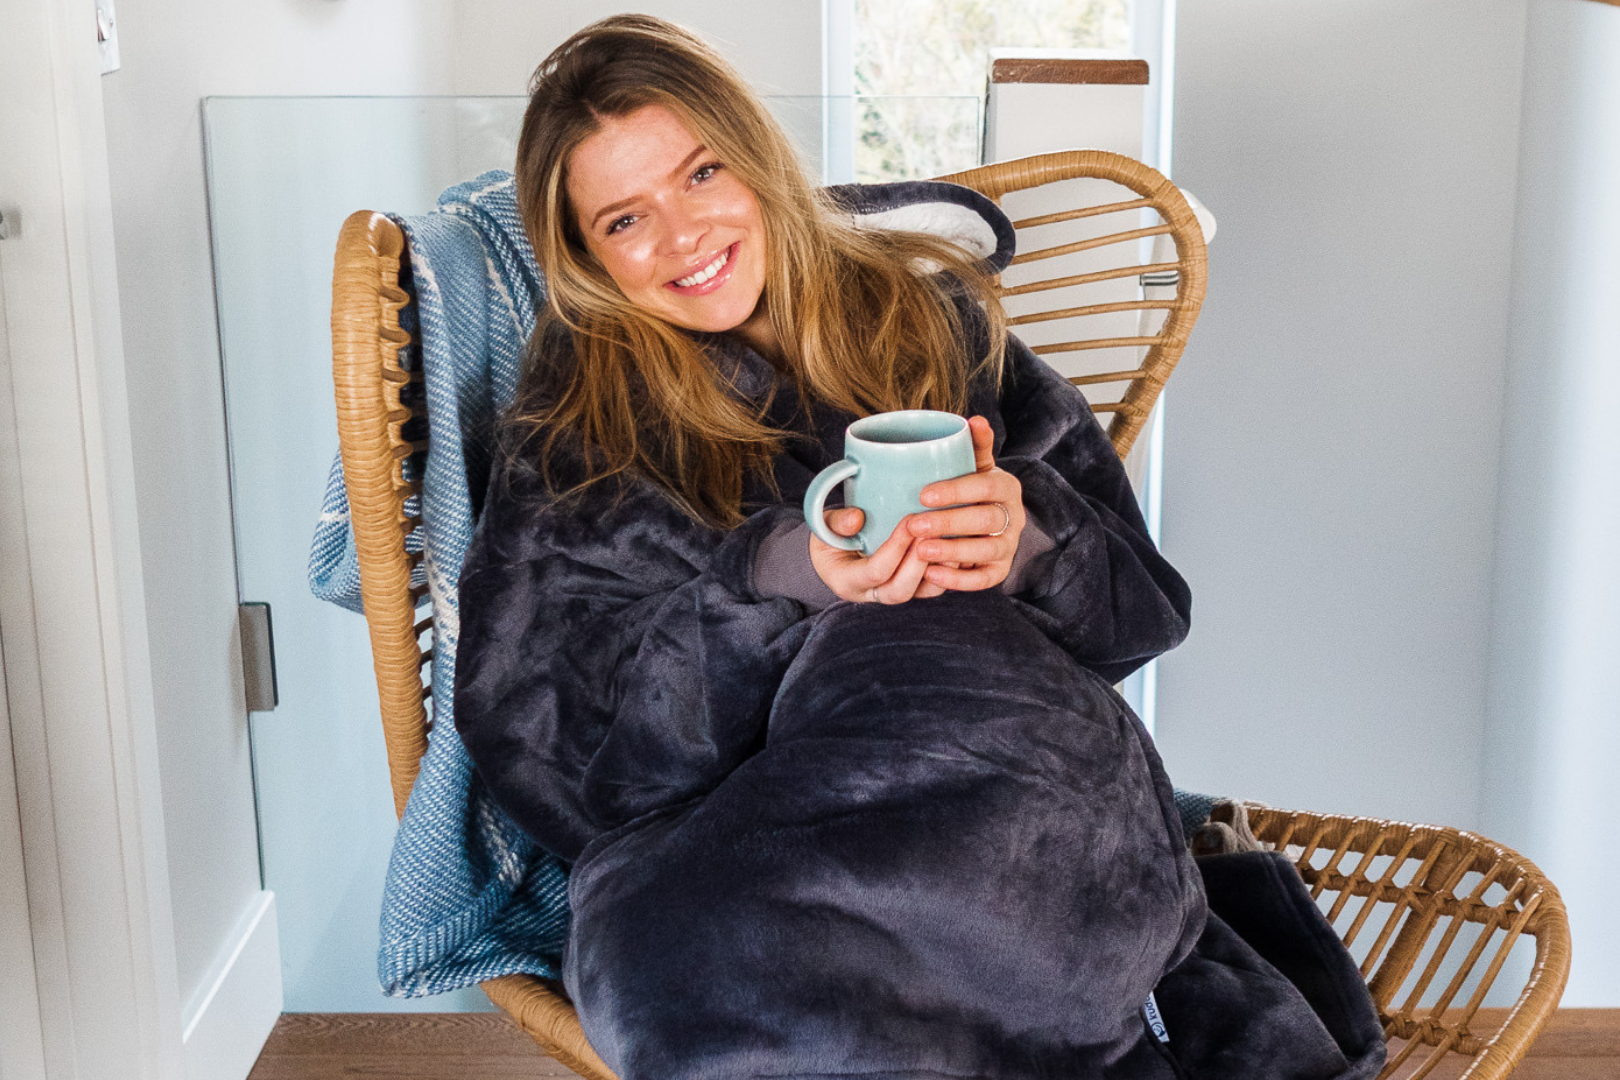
[448,13,1386,1080]
[508,14,1008,531]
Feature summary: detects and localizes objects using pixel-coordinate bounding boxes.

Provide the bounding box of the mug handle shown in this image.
[803,459,863,552]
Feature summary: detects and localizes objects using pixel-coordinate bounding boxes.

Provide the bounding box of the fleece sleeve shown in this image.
[985,329,1192,684]
[453,468,810,865]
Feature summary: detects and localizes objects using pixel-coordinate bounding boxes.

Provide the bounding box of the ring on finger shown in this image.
[987,502,1011,538]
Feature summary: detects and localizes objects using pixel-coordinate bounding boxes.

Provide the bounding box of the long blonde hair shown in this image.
[510,14,1006,528]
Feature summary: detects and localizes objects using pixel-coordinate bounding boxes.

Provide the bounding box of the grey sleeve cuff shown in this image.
[999,512,1058,596]
[752,519,840,612]
[753,512,1055,607]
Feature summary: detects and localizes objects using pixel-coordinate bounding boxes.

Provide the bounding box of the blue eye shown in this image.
[606,215,636,235]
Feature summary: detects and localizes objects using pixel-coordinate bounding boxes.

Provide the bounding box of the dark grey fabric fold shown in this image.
[1188,851,1387,1077]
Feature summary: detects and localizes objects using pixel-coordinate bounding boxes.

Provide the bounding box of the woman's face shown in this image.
[566,103,769,338]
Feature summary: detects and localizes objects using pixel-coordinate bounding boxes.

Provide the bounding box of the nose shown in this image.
[662,200,709,257]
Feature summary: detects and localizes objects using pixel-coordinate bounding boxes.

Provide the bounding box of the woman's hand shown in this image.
[808,414,1022,601]
[907,415,1025,591]
[809,509,949,604]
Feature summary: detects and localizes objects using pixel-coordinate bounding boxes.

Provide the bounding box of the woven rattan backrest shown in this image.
[1248,807,1570,1080]
[331,210,429,817]
[937,149,1207,459]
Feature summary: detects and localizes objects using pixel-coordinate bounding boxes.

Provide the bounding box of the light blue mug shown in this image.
[803,410,976,556]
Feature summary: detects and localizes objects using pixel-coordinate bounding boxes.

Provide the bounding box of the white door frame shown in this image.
[0,1,185,1077]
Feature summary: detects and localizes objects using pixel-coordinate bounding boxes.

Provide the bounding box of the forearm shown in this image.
[1002,508,1057,595]
[752,518,840,610]
[1003,456,1190,682]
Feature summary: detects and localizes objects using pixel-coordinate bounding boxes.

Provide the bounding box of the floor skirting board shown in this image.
[186,891,283,1080]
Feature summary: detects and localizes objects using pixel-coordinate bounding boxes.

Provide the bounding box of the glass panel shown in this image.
[202,93,983,1011]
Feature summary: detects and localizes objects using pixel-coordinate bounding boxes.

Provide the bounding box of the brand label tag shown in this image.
[1143,991,1170,1044]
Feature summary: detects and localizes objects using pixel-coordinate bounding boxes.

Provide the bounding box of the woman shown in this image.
[454,14,1383,1080]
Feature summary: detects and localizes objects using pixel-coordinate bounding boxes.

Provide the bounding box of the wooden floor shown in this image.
[246,1012,577,1079]
[248,1008,1620,1079]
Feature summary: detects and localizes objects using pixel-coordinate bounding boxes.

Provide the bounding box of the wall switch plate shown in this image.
[95,0,120,74]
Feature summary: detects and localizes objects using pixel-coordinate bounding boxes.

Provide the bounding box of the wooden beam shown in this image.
[991,56,1149,85]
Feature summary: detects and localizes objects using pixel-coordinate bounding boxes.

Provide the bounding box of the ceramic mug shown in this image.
[803,410,976,556]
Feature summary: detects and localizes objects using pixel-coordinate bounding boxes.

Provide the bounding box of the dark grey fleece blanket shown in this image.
[454,189,1384,1079]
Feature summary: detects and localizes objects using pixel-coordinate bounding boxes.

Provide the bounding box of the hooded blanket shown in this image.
[308,173,1085,995]
[453,211,1385,1076]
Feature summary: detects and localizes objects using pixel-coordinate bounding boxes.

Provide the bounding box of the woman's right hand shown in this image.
[810,508,949,604]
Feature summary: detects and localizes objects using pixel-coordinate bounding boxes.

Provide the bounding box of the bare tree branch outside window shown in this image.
[853,0,1130,181]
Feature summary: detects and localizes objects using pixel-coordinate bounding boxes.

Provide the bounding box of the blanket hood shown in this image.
[827,178,1018,275]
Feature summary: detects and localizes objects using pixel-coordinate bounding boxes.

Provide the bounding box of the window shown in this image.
[851,0,1132,181]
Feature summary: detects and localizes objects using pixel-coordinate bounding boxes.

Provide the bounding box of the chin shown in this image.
[657,292,761,335]
[692,307,757,334]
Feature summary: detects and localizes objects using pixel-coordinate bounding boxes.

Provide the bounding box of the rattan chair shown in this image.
[330,150,1569,1080]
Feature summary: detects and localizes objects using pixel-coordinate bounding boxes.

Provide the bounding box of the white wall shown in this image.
[451,1,826,97]
[100,0,457,1016]
[1156,0,1529,827]
[1483,0,1620,1008]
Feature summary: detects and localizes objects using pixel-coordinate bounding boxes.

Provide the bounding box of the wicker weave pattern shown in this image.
[1247,808,1570,1080]
[329,157,1566,1080]
[331,211,432,819]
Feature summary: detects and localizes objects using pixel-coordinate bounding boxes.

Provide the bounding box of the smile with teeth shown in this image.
[672,245,732,288]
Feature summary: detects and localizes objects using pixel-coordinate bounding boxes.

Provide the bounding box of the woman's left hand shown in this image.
[907,415,1025,592]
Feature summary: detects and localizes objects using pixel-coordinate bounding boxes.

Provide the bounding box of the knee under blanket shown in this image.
[454,243,1385,1076]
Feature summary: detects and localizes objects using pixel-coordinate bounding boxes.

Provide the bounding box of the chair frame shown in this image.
[936,150,1207,457]
[330,150,1568,1080]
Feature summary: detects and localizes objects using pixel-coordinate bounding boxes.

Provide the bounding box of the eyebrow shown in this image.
[589,145,711,230]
